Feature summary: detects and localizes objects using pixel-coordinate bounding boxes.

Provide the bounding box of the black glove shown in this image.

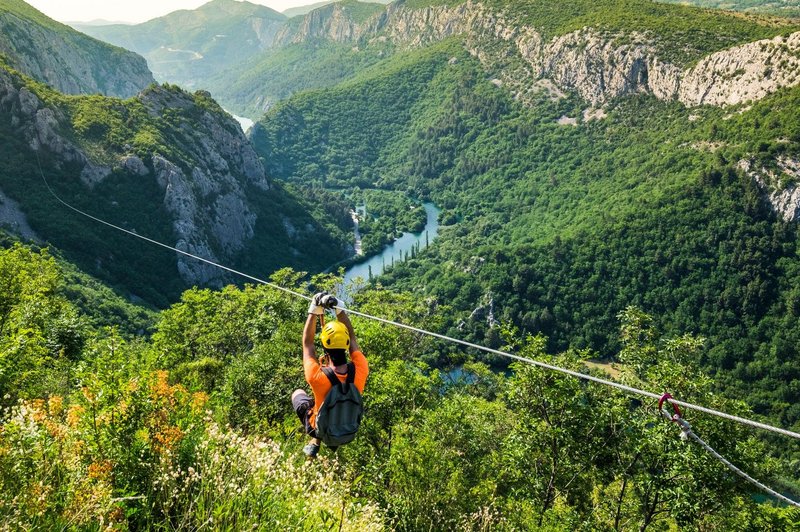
[320,294,339,310]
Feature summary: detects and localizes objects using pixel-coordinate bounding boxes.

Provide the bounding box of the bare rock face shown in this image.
[275,3,374,45]
[680,33,800,106]
[739,158,800,222]
[0,7,154,98]
[355,1,800,109]
[0,188,37,241]
[141,87,270,285]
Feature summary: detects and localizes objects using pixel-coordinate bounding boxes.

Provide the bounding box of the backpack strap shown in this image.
[321,363,356,388]
[321,367,340,388]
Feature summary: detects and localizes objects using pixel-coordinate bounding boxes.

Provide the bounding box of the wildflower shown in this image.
[190,392,209,413]
[88,460,114,481]
[153,425,183,453]
[48,395,64,416]
[31,399,47,423]
[150,371,174,403]
[67,405,85,428]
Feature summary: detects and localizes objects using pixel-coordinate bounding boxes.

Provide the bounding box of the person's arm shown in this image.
[303,313,319,361]
[336,310,360,354]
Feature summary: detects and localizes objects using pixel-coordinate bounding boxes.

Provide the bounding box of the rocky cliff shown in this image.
[0,0,154,97]
[275,2,379,45]
[277,0,800,109]
[739,157,800,222]
[376,1,800,108]
[0,65,271,286]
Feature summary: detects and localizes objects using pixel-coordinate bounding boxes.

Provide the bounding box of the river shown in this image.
[342,202,441,291]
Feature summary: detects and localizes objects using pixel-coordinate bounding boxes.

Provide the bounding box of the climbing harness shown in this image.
[35,155,800,506]
[658,393,800,509]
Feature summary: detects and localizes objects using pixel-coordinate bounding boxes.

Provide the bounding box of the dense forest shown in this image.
[658,0,800,19]
[1,239,798,529]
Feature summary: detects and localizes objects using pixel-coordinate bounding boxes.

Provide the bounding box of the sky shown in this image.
[25,0,317,24]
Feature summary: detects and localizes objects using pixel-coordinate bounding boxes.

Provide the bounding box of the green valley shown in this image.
[2,0,800,528]
[0,58,352,306]
[250,7,800,433]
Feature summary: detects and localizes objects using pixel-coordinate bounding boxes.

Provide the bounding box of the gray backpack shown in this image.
[316,363,363,447]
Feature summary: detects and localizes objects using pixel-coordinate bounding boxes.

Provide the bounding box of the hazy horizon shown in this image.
[25,0,326,24]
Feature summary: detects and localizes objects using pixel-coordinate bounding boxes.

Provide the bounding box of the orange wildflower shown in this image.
[31,399,47,423]
[190,392,209,413]
[82,387,96,404]
[88,460,114,481]
[153,425,183,453]
[67,404,85,428]
[48,395,64,416]
[150,371,172,401]
[44,419,65,440]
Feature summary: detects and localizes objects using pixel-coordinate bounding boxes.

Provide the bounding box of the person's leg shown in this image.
[291,390,320,457]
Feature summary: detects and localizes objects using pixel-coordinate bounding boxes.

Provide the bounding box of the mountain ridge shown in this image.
[203,0,800,118]
[73,0,287,88]
[0,0,154,97]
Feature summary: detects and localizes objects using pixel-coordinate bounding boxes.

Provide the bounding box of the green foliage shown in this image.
[0,247,797,528]
[658,0,800,19]
[0,244,86,402]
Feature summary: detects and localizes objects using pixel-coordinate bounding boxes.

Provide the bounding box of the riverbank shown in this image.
[342,202,440,290]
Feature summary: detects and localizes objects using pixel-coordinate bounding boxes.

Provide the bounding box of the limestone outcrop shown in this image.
[740,158,800,223]
[0,67,270,286]
[0,2,154,98]
[284,0,800,109]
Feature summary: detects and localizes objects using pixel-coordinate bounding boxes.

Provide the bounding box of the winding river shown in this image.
[342,202,441,291]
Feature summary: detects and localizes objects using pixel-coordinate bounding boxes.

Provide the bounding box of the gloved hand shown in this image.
[320,294,345,315]
[308,291,327,315]
[319,294,338,310]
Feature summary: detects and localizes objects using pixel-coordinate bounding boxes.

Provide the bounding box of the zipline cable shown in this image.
[660,407,800,509]
[35,154,800,444]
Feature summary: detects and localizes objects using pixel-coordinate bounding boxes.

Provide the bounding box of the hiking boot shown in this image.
[303,443,320,458]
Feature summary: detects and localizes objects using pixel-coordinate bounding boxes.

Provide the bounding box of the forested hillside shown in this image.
[73,0,287,89]
[1,239,798,529]
[658,0,800,18]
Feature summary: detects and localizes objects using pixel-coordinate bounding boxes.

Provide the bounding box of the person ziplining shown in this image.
[291,292,369,458]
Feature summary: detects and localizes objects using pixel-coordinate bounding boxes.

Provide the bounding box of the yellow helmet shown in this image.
[320,320,350,350]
